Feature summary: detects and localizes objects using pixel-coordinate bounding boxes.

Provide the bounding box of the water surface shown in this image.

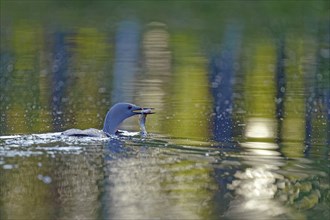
[1,1,329,219]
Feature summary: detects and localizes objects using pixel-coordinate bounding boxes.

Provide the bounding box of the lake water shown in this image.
[1,1,329,220]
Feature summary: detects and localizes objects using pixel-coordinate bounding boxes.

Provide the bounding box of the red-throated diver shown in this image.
[62,103,154,137]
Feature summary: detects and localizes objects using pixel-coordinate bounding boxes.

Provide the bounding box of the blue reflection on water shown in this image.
[112,20,141,104]
[52,32,70,131]
[209,23,242,143]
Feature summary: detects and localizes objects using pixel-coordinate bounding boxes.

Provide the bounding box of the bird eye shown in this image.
[127,105,132,110]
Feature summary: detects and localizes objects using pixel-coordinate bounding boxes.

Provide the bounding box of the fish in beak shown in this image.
[133,107,155,115]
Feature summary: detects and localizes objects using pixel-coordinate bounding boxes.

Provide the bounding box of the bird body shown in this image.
[62,128,109,137]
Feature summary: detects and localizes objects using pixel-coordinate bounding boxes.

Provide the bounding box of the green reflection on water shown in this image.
[164,33,212,140]
[1,156,57,219]
[6,23,52,134]
[69,27,112,129]
[281,37,307,152]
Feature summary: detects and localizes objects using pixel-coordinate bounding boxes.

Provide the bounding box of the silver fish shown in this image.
[139,108,153,136]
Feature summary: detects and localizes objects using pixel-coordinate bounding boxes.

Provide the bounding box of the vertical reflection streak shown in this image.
[209,22,242,143]
[136,22,172,133]
[111,20,140,104]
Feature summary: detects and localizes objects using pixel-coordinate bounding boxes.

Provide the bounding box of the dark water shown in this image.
[1,1,329,220]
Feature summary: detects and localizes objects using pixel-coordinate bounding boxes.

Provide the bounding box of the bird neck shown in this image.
[102,110,124,135]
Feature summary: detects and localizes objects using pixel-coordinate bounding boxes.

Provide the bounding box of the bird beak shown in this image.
[133,107,155,114]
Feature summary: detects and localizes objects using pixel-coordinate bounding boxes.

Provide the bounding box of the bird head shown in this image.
[103,102,154,135]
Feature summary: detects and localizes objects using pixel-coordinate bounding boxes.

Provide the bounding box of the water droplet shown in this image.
[98,87,106,93]
[37,174,52,184]
[42,176,52,184]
